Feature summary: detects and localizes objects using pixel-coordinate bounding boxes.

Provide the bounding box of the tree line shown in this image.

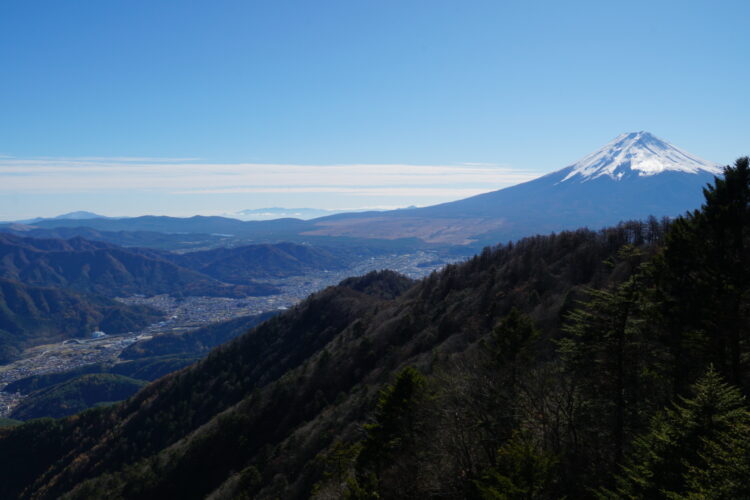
[311,157,750,499]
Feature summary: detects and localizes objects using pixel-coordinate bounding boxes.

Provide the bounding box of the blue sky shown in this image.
[1,0,748,219]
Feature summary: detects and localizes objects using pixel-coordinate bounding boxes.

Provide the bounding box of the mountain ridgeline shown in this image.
[0,132,722,249]
[4,356,199,396]
[305,132,721,245]
[0,225,233,251]
[0,156,747,499]
[0,236,359,361]
[0,311,284,422]
[0,233,361,296]
[161,242,351,282]
[0,222,653,498]
[1,157,748,498]
[119,311,280,360]
[0,278,162,362]
[0,233,279,298]
[8,374,148,420]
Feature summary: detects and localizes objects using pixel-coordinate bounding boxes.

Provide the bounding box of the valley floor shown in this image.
[0,250,452,417]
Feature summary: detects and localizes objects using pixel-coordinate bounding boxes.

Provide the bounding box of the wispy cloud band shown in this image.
[0,156,540,199]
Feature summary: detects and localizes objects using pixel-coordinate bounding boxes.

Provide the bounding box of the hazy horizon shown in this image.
[2,1,748,219]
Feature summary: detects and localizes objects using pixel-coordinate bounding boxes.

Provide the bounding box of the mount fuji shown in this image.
[304,132,723,246]
[3,132,724,249]
[558,131,719,181]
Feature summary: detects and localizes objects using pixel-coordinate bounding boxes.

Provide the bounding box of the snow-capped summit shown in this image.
[346,131,725,244]
[561,131,721,183]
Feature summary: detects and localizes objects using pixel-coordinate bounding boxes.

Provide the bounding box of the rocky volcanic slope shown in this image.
[305,132,721,245]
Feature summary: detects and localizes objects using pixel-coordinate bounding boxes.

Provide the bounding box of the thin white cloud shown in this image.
[174,186,490,197]
[0,156,540,194]
[29,156,203,163]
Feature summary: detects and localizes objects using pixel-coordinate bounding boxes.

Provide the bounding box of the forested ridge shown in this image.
[8,374,148,421]
[0,278,163,362]
[0,158,748,499]
[0,233,279,298]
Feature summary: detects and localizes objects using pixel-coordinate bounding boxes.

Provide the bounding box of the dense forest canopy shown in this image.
[0,157,748,499]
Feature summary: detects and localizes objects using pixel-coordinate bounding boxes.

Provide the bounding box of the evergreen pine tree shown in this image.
[558,267,657,479]
[472,430,557,500]
[650,157,750,390]
[353,366,428,498]
[481,308,540,447]
[605,367,750,499]
[699,157,750,386]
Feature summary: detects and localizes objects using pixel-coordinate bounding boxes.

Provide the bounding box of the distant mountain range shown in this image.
[231,207,353,220]
[161,241,351,282]
[0,233,278,298]
[0,132,723,249]
[0,225,232,251]
[0,149,745,499]
[13,211,111,225]
[48,211,109,220]
[0,226,642,498]
[0,232,366,302]
[303,132,722,245]
[0,234,362,361]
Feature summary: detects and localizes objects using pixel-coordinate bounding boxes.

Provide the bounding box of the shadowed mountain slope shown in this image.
[0,225,230,250]
[9,374,148,421]
[0,224,651,499]
[4,356,198,396]
[164,242,350,282]
[0,277,163,362]
[119,311,280,360]
[0,233,278,298]
[24,215,309,237]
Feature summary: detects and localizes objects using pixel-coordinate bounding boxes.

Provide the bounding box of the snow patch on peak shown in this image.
[561,131,721,183]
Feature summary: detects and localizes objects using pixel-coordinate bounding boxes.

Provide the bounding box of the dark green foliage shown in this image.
[0,417,21,428]
[1,158,750,500]
[0,224,658,499]
[0,225,230,250]
[0,416,78,498]
[5,355,197,395]
[696,157,750,386]
[0,233,279,298]
[606,368,750,499]
[313,366,431,499]
[234,465,262,498]
[9,373,147,420]
[167,241,354,282]
[488,307,539,367]
[108,354,198,380]
[338,270,415,299]
[649,157,750,390]
[119,311,278,360]
[0,272,408,500]
[558,263,664,483]
[0,278,163,362]
[356,367,427,492]
[473,431,557,500]
[5,363,116,394]
[476,309,542,464]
